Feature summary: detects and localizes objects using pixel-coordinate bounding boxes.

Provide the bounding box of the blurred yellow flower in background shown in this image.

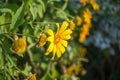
[80,0,88,6]
[83,8,92,24]
[79,8,92,43]
[66,66,74,76]
[37,33,47,47]
[45,21,72,60]
[28,73,36,80]
[67,64,82,76]
[69,20,76,30]
[79,23,91,43]
[90,0,100,11]
[76,16,82,26]
[12,38,27,54]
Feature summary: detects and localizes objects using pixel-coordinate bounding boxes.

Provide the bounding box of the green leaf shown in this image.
[41,62,47,70]
[30,3,38,20]
[56,10,68,19]
[7,55,15,68]
[21,63,32,76]
[41,63,59,80]
[0,14,5,27]
[41,72,54,80]
[51,65,59,79]
[48,0,60,2]
[0,8,13,15]
[37,5,43,18]
[62,2,68,11]
[37,0,45,12]
[10,3,25,31]
[0,47,3,68]
[63,74,72,80]
[4,3,19,12]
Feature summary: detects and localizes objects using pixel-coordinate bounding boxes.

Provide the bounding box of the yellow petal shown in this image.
[79,34,86,43]
[57,43,65,54]
[61,35,71,40]
[56,23,60,30]
[83,8,92,24]
[37,33,47,47]
[47,36,54,42]
[46,29,54,36]
[53,45,57,54]
[45,43,54,55]
[90,0,100,11]
[77,16,82,26]
[56,48,61,58]
[51,45,56,60]
[80,0,88,6]
[70,20,75,30]
[61,29,72,36]
[59,21,68,33]
[60,39,68,47]
[28,74,36,80]
[28,73,36,80]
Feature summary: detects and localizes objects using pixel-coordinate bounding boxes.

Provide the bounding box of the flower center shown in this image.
[54,34,60,44]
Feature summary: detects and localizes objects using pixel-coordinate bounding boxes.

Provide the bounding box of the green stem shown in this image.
[0,32,37,39]
[62,1,68,11]
[67,13,75,19]
[0,23,11,26]
[0,21,56,27]
[27,43,36,72]
[29,21,56,24]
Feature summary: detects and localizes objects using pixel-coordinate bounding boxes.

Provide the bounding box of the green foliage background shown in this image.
[0,0,120,80]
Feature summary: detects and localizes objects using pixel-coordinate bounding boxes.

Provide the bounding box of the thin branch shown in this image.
[0,32,37,38]
[0,23,11,26]
[30,22,56,24]
[0,21,56,27]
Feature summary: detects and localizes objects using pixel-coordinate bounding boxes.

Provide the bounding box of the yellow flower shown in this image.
[28,73,36,80]
[12,38,26,54]
[83,8,92,24]
[90,0,100,11]
[37,33,47,47]
[74,64,82,75]
[80,0,88,6]
[45,21,72,60]
[67,64,82,76]
[66,65,74,76]
[69,20,75,30]
[76,16,82,26]
[79,23,91,43]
